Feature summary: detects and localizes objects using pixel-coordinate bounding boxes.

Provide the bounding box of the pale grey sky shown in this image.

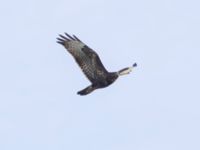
[0,0,200,150]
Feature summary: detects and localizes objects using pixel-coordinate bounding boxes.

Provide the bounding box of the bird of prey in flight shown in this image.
[57,33,137,95]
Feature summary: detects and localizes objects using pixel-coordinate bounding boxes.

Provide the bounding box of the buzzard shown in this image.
[57,33,137,95]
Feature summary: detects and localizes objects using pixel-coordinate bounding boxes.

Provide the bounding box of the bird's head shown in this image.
[118,63,137,76]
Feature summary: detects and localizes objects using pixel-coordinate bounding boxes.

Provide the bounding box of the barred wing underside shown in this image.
[57,33,108,84]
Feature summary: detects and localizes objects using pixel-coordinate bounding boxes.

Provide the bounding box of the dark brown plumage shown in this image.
[57,33,137,95]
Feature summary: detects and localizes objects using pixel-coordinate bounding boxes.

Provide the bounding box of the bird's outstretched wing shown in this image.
[57,33,108,84]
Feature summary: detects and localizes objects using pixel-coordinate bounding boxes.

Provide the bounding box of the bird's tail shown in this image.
[118,63,137,76]
[77,85,96,96]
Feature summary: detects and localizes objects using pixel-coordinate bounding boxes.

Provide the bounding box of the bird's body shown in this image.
[57,33,137,95]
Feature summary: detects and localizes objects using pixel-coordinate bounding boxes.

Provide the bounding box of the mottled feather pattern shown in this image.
[67,41,85,57]
[57,33,107,83]
[76,55,96,82]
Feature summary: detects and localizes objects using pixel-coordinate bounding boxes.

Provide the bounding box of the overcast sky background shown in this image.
[0,0,200,150]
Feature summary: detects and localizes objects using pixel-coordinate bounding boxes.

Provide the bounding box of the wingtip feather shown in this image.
[64,32,75,40]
